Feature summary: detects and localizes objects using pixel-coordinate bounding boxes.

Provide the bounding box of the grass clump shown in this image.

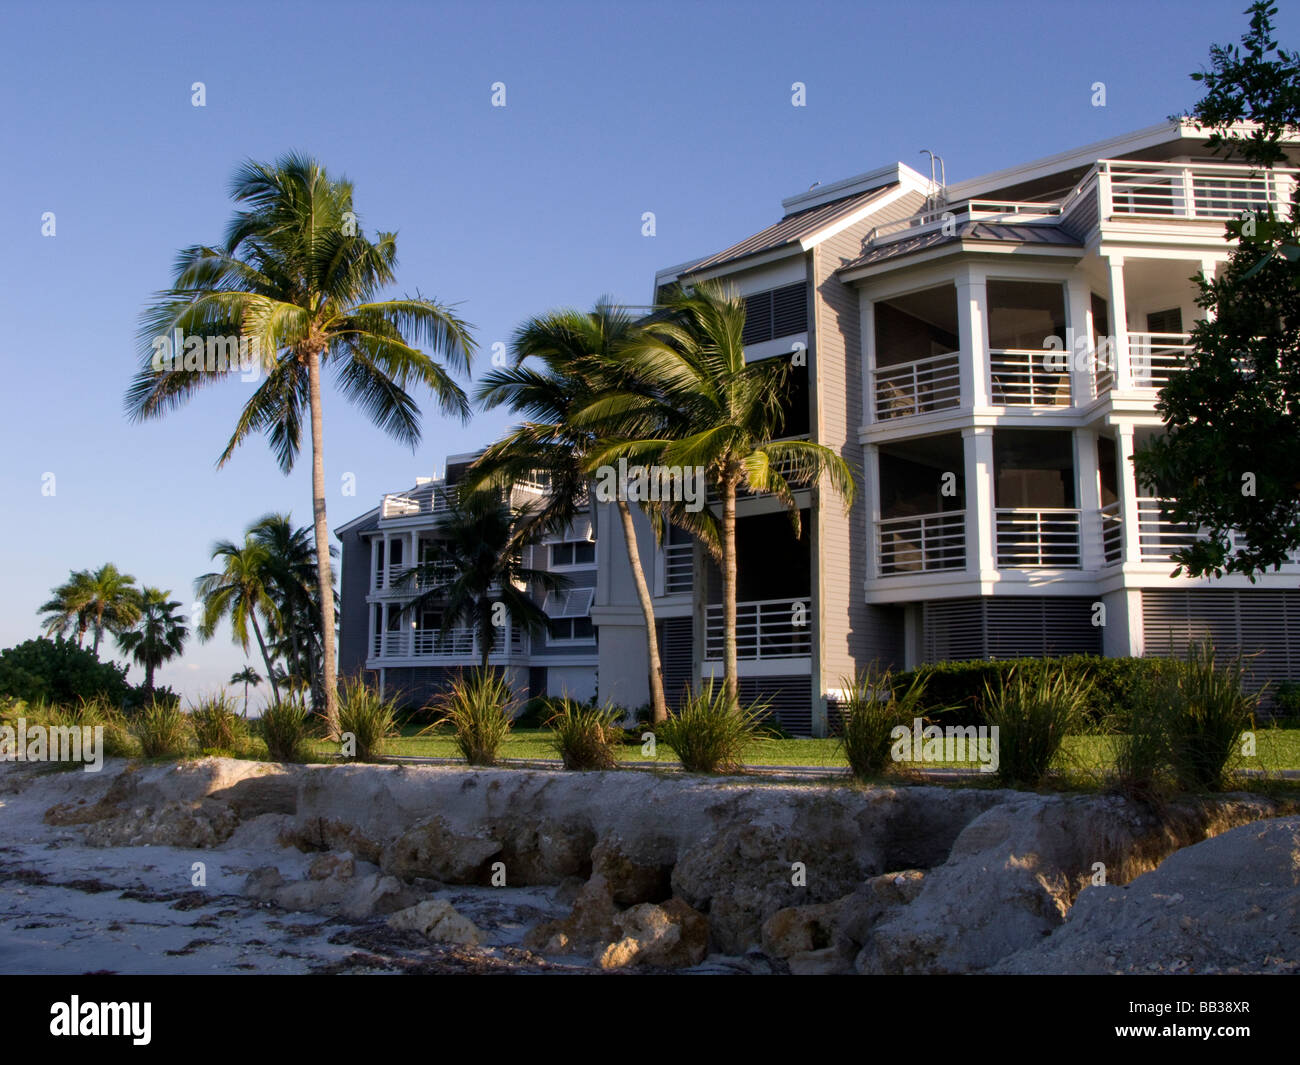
[545,698,623,770]
[430,668,515,766]
[836,667,929,781]
[1165,644,1258,792]
[190,693,248,754]
[133,698,191,759]
[656,681,769,774]
[259,697,312,763]
[338,678,400,762]
[982,665,1092,788]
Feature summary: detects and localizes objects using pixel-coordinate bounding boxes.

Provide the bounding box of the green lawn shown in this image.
[299,724,1300,773]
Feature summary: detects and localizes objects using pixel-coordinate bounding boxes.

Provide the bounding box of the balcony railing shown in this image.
[381,488,451,520]
[877,510,966,575]
[873,351,961,420]
[371,625,526,660]
[663,542,693,595]
[995,508,1082,568]
[989,350,1071,407]
[704,596,811,661]
[1127,332,1193,389]
[1100,501,1123,565]
[1100,159,1295,222]
[865,199,1063,247]
[380,561,455,592]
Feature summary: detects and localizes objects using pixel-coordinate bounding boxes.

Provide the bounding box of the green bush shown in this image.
[190,694,248,753]
[1109,673,1178,802]
[545,699,623,770]
[338,678,400,762]
[430,669,515,766]
[259,698,312,763]
[1273,680,1300,721]
[1165,644,1257,792]
[513,696,554,729]
[835,667,929,781]
[0,637,131,707]
[655,682,769,774]
[133,699,191,759]
[982,667,1093,788]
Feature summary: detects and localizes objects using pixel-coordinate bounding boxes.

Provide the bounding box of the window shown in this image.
[742,283,807,345]
[544,587,595,644]
[548,617,595,643]
[550,540,595,567]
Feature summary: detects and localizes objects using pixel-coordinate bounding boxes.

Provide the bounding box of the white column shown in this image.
[1200,258,1218,324]
[1075,429,1104,571]
[956,269,990,410]
[963,426,996,576]
[1106,256,1132,390]
[864,443,881,581]
[861,293,878,425]
[1066,275,1094,404]
[380,533,391,589]
[1116,423,1142,566]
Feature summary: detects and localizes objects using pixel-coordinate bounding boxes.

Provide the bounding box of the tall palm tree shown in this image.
[469,303,674,722]
[65,564,143,656]
[117,587,189,693]
[39,570,97,647]
[195,537,281,706]
[592,281,856,708]
[125,154,476,735]
[398,494,565,671]
[230,665,261,717]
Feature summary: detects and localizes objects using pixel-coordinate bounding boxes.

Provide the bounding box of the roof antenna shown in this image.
[919,150,947,212]
[808,181,821,191]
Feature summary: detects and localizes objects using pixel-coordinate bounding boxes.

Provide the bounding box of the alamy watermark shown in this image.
[890,717,999,774]
[150,328,266,382]
[593,458,705,513]
[0,718,104,772]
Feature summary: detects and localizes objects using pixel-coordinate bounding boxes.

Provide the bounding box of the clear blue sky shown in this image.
[0,0,1283,703]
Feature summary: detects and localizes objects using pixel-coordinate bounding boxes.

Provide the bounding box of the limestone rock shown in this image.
[381,816,502,883]
[82,799,238,848]
[591,835,673,905]
[386,899,481,946]
[595,897,709,969]
[523,873,620,954]
[243,858,420,919]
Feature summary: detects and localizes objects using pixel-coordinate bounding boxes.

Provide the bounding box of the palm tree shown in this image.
[117,587,188,694]
[398,494,565,671]
[470,303,673,722]
[65,564,143,656]
[125,154,477,735]
[39,570,96,647]
[592,281,856,709]
[195,537,281,706]
[230,665,261,717]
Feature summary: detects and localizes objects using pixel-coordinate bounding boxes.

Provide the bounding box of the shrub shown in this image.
[133,698,191,759]
[21,696,139,759]
[1165,644,1257,792]
[545,699,623,770]
[338,679,400,762]
[655,682,769,774]
[513,696,554,729]
[431,669,515,766]
[1109,673,1177,802]
[0,637,131,707]
[835,667,929,781]
[190,694,248,753]
[982,667,1092,787]
[259,698,312,763]
[1272,680,1300,722]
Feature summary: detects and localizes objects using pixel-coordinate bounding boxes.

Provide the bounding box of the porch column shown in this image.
[956,268,990,409]
[1200,258,1218,323]
[1115,423,1142,565]
[380,532,391,589]
[1105,256,1132,390]
[1075,428,1104,571]
[861,293,878,425]
[962,426,996,577]
[1066,275,1094,404]
[864,443,881,582]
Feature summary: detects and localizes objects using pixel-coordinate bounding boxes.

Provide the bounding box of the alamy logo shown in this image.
[890,717,999,773]
[592,458,705,513]
[0,718,104,772]
[50,997,151,1045]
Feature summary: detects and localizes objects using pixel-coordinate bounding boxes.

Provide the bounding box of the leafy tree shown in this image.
[42,565,142,656]
[0,637,131,706]
[39,570,96,647]
[1135,1,1300,577]
[195,536,282,705]
[117,587,189,694]
[126,154,476,734]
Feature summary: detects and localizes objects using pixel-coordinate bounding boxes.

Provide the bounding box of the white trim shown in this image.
[801,184,917,250]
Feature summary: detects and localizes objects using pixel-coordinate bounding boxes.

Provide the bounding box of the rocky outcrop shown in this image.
[243,852,421,920]
[596,898,709,969]
[386,900,482,946]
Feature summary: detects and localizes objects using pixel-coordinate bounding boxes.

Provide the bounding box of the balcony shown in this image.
[378,561,456,594]
[989,350,1071,407]
[1098,159,1295,223]
[371,625,527,660]
[995,508,1082,568]
[873,352,961,420]
[1094,333,1193,395]
[704,596,811,661]
[381,487,451,520]
[662,542,693,595]
[877,511,965,575]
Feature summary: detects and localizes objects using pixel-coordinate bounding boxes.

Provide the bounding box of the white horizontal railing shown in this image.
[873,351,961,420]
[995,508,1082,568]
[1100,501,1123,565]
[704,596,811,661]
[663,542,693,595]
[989,349,1071,406]
[371,625,526,659]
[378,561,454,592]
[866,199,1062,246]
[1128,332,1193,389]
[1137,497,1206,563]
[1100,159,1296,222]
[876,511,966,575]
[381,489,451,520]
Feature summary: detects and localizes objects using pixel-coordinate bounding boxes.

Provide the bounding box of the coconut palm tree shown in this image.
[195,537,281,707]
[117,587,188,694]
[230,665,261,717]
[125,154,476,735]
[469,303,675,722]
[591,281,856,709]
[398,494,566,671]
[60,564,143,656]
[39,570,97,647]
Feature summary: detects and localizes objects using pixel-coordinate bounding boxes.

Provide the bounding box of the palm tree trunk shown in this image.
[480,599,492,672]
[617,501,668,723]
[305,349,340,737]
[145,661,155,694]
[249,611,279,709]
[243,679,250,718]
[92,607,104,655]
[722,481,738,711]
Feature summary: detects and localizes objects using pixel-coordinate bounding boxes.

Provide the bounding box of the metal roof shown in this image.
[838,220,1081,273]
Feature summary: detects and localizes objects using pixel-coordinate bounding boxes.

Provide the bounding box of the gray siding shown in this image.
[337,515,377,677]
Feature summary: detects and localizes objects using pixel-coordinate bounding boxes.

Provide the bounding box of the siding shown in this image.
[337,517,377,677]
